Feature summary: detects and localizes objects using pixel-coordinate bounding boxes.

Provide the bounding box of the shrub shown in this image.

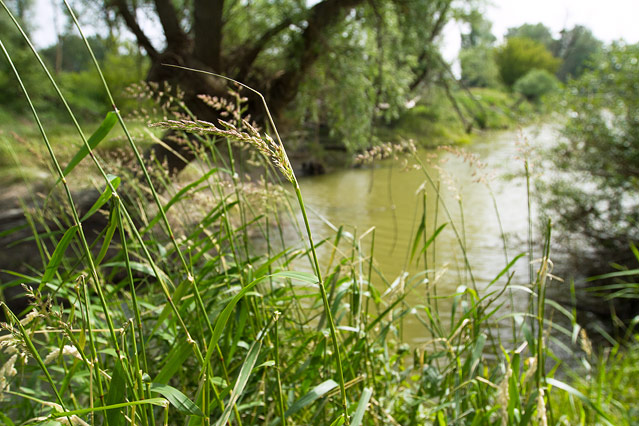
[495,37,561,87]
[513,69,561,101]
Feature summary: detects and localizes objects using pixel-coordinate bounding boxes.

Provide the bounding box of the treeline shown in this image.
[460,17,602,101]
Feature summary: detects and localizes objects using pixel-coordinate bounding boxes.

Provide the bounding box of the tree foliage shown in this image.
[513,69,560,101]
[66,0,462,173]
[555,25,603,81]
[494,37,561,87]
[460,46,499,88]
[540,43,639,257]
[459,11,499,88]
[506,23,554,50]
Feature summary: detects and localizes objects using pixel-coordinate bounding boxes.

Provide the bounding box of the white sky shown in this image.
[32,0,639,54]
[441,0,639,63]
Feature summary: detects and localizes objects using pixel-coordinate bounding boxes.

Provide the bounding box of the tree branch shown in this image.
[235,15,294,81]
[193,0,224,70]
[111,0,158,60]
[154,0,188,50]
[268,0,365,114]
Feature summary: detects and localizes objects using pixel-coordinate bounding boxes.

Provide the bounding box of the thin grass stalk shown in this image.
[412,154,477,290]
[160,65,350,423]
[274,311,286,426]
[119,234,153,426]
[0,8,210,408]
[536,219,553,422]
[0,35,139,410]
[59,1,218,363]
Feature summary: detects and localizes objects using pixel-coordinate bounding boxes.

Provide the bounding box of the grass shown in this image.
[0,4,637,425]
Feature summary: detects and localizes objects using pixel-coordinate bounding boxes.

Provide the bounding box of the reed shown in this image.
[0,4,632,425]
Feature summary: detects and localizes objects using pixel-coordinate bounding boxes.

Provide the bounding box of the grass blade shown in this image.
[150,383,204,417]
[39,224,78,292]
[61,111,118,177]
[351,388,372,426]
[285,380,338,418]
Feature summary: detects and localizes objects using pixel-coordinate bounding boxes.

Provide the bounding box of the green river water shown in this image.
[294,123,558,344]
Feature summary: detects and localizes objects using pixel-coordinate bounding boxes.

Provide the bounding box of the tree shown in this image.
[460,46,499,88]
[494,37,560,87]
[40,34,109,73]
[458,11,499,88]
[506,23,554,50]
[81,0,459,174]
[512,69,559,101]
[539,43,639,264]
[554,25,602,81]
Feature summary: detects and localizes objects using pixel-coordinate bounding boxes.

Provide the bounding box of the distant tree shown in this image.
[460,10,496,49]
[539,43,639,261]
[494,37,561,87]
[460,47,499,88]
[513,69,560,101]
[458,11,499,88]
[40,35,109,73]
[0,2,48,110]
[554,25,602,81]
[506,23,554,50]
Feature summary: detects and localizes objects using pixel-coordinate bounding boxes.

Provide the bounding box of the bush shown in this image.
[495,37,561,87]
[539,43,639,260]
[513,69,561,101]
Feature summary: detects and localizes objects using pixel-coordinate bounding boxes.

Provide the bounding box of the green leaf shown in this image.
[154,340,192,385]
[202,272,313,373]
[285,380,338,418]
[351,387,373,426]
[39,225,78,292]
[150,383,204,417]
[95,203,119,266]
[272,271,318,284]
[417,223,447,258]
[81,174,121,221]
[545,378,614,425]
[0,411,16,426]
[105,361,127,426]
[409,215,425,263]
[51,398,167,418]
[213,330,265,426]
[329,415,346,426]
[61,111,118,177]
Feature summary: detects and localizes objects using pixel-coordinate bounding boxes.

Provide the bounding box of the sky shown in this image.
[32,0,639,54]
[441,0,639,63]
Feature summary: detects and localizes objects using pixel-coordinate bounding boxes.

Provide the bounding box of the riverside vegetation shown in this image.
[1,9,639,426]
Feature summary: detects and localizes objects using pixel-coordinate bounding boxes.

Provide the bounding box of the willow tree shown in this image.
[96,0,458,174]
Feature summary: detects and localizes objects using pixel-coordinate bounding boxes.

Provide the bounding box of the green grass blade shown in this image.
[416,223,448,260]
[150,384,204,417]
[81,174,120,222]
[213,328,265,426]
[39,224,78,292]
[546,378,614,425]
[61,111,118,177]
[285,380,338,418]
[350,388,372,426]
[329,415,346,426]
[105,360,128,426]
[51,399,168,418]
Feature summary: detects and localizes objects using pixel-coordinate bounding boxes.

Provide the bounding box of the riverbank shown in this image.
[1,107,634,424]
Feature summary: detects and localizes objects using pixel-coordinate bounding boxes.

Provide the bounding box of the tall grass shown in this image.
[0,3,633,425]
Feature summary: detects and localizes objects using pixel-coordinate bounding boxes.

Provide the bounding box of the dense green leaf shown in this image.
[150,383,204,417]
[61,111,117,177]
[39,225,78,292]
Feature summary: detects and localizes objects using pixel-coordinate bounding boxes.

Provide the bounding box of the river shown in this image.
[295,122,559,344]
